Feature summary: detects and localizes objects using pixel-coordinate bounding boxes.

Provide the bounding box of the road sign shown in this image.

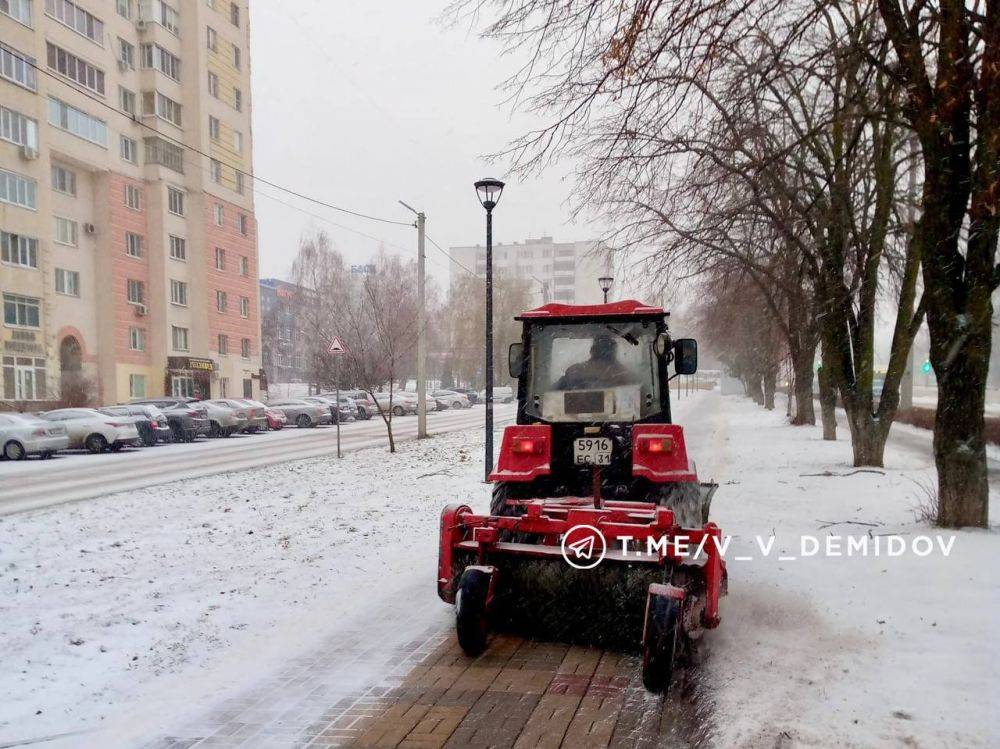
[328,336,348,355]
[922,360,932,374]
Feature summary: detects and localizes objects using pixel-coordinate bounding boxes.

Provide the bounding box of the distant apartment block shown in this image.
[1,0,261,407]
[259,277,308,384]
[448,236,612,306]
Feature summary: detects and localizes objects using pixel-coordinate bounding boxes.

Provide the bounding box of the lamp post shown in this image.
[475,177,505,482]
[599,276,614,304]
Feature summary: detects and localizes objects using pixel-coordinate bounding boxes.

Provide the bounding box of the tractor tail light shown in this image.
[512,438,539,454]
[641,437,674,454]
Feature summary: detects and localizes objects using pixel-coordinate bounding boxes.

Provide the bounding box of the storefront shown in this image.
[166,357,215,399]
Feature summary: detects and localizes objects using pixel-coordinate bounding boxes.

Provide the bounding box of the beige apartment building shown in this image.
[0,0,262,408]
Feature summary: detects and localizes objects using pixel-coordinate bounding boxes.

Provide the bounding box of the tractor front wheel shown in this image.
[642,596,681,692]
[455,568,491,657]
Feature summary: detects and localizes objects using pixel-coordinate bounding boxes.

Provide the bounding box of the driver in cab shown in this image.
[555,334,635,389]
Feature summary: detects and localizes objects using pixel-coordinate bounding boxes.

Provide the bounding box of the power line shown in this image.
[12,50,413,227]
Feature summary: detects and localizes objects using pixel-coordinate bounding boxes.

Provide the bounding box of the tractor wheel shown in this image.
[85,434,108,454]
[642,596,682,692]
[455,568,491,657]
[489,482,512,516]
[3,440,26,461]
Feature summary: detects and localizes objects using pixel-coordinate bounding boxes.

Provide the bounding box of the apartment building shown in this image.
[259,277,308,384]
[0,0,261,408]
[449,236,613,307]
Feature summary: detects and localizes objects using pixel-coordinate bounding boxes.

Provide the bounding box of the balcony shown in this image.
[143,136,184,173]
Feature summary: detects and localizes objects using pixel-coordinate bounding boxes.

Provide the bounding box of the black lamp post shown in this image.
[599,276,614,303]
[475,177,505,482]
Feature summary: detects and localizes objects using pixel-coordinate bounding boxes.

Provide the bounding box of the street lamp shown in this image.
[599,276,614,303]
[474,177,505,482]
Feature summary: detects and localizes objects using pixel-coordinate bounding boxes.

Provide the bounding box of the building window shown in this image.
[214,247,226,270]
[0,105,38,150]
[0,42,37,91]
[116,0,130,19]
[2,356,47,401]
[233,87,242,112]
[170,279,188,306]
[125,231,143,257]
[230,2,239,26]
[119,86,136,116]
[207,71,218,97]
[51,164,76,196]
[1,231,38,268]
[46,42,105,94]
[129,326,146,351]
[3,293,41,328]
[145,136,184,172]
[171,326,189,352]
[48,97,108,146]
[169,235,186,260]
[129,373,146,398]
[217,333,228,355]
[214,204,224,226]
[55,268,80,296]
[239,255,249,276]
[235,170,244,194]
[0,168,36,209]
[233,46,241,69]
[53,216,78,246]
[171,375,194,397]
[1,0,32,26]
[207,26,217,51]
[140,43,180,80]
[119,38,135,68]
[238,213,248,235]
[145,0,179,34]
[216,289,227,311]
[126,278,144,304]
[219,376,229,397]
[209,116,220,141]
[45,0,104,44]
[120,134,138,163]
[232,130,243,153]
[125,183,142,210]
[142,90,182,127]
[210,159,222,183]
[241,338,250,359]
[239,296,249,318]
[167,186,185,215]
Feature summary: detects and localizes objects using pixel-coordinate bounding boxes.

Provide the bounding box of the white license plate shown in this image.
[574,437,612,466]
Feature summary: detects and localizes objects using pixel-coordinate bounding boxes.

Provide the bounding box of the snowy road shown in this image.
[0,404,515,516]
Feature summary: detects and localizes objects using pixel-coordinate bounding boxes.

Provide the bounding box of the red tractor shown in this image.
[437,300,726,692]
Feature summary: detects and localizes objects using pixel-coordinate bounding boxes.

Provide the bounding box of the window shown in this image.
[51,165,76,196]
[119,86,137,116]
[144,137,184,172]
[230,2,239,26]
[239,255,249,276]
[3,293,40,327]
[216,290,227,311]
[214,204,224,226]
[129,327,146,351]
[209,116,220,140]
[169,235,186,260]
[207,26,217,51]
[147,0,179,35]
[1,0,32,25]
[120,135,138,163]
[0,105,38,149]
[125,231,143,257]
[0,167,37,210]
[55,268,80,296]
[125,183,142,210]
[217,333,228,355]
[214,247,226,270]
[219,377,229,397]
[172,325,189,352]
[2,356,47,401]
[45,0,104,44]
[234,87,242,112]
[48,97,108,146]
[210,159,222,183]
[235,170,244,194]
[0,42,37,91]
[239,296,249,318]
[142,91,182,127]
[167,186,184,215]
[233,130,243,153]
[53,216,78,246]
[126,278,144,304]
[238,213,248,235]
[140,43,180,80]
[119,38,135,68]
[170,279,188,306]
[233,46,241,69]
[171,375,194,397]
[116,0,130,19]
[207,71,219,97]
[46,43,105,95]
[129,374,146,398]
[241,338,250,359]
[1,231,37,268]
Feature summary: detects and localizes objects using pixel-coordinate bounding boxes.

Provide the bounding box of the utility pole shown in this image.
[900,135,919,411]
[400,200,428,438]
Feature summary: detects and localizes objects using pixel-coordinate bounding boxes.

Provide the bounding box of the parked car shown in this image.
[372,392,418,417]
[41,408,141,453]
[266,399,332,428]
[303,396,355,424]
[325,389,376,420]
[100,404,171,446]
[264,407,287,430]
[131,399,211,442]
[452,388,479,404]
[199,400,250,437]
[0,413,70,460]
[228,399,269,433]
[430,389,472,409]
[476,386,514,404]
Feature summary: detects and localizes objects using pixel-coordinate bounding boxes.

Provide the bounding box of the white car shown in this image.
[41,408,142,453]
[0,413,70,460]
[372,392,418,417]
[429,390,472,409]
[476,386,514,404]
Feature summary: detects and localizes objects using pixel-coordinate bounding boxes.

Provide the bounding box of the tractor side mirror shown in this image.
[673,339,698,375]
[508,343,525,378]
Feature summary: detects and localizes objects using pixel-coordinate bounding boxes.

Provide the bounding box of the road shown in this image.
[0,404,515,516]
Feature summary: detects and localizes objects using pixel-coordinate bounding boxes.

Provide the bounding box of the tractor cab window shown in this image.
[526,321,661,422]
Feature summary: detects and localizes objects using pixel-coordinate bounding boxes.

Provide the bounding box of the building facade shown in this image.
[449,236,613,307]
[1,0,261,408]
[259,277,307,385]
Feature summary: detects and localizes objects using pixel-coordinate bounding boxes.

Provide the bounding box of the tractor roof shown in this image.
[517,299,665,321]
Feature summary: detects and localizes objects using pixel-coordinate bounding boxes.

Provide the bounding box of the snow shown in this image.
[0,391,997,748]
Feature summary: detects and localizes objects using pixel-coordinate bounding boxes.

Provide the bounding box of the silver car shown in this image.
[372,392,418,417]
[266,399,332,428]
[199,400,250,437]
[41,408,141,453]
[0,413,70,460]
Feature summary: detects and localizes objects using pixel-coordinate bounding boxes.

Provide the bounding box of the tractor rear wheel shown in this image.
[642,596,681,692]
[490,482,517,516]
[455,568,491,657]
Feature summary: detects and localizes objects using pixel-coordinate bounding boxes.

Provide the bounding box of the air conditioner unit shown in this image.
[83,223,96,235]
[135,19,147,31]
[20,145,38,160]
[135,303,148,317]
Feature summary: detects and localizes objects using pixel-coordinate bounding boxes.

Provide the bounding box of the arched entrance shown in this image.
[59,336,89,406]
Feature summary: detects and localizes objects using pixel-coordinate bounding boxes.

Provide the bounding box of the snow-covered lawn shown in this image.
[0,391,995,748]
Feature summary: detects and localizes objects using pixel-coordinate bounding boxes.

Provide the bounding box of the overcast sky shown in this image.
[249,1,602,286]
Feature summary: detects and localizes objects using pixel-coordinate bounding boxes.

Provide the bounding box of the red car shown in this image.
[264,407,287,430]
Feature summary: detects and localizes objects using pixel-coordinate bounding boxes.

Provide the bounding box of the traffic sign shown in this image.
[328,336,348,355]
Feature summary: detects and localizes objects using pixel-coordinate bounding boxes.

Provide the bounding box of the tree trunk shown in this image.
[843,404,890,467]
[789,343,817,425]
[818,364,837,441]
[747,375,764,405]
[763,365,778,410]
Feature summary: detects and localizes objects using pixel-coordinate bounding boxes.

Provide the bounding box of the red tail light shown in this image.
[638,436,674,454]
[511,438,540,454]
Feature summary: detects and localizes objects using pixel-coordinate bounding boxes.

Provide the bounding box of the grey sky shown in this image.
[249,1,599,286]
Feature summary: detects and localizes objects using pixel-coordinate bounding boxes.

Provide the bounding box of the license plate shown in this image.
[574,437,612,466]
